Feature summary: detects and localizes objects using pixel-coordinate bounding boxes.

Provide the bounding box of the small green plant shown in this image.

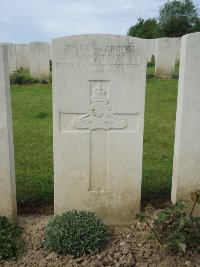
[147,61,155,67]
[36,111,49,119]
[43,210,109,257]
[138,189,200,253]
[10,70,39,85]
[0,216,22,261]
[39,79,49,84]
[146,73,155,79]
[172,73,179,79]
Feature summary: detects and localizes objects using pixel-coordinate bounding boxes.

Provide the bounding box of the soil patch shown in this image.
[1,213,200,267]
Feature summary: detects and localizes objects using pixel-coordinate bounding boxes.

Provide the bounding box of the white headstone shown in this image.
[50,44,52,61]
[147,39,155,62]
[155,38,176,78]
[16,44,30,71]
[52,34,147,224]
[172,32,200,216]
[175,37,181,63]
[0,45,17,218]
[2,43,17,74]
[29,42,50,80]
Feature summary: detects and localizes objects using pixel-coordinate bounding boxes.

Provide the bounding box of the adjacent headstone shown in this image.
[175,37,181,63]
[171,32,200,215]
[155,38,176,78]
[52,34,147,224]
[16,44,30,71]
[29,42,50,80]
[50,44,52,61]
[0,45,17,218]
[1,43,17,74]
[147,39,155,63]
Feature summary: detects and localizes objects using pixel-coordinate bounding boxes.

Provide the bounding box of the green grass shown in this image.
[142,79,178,198]
[11,84,53,204]
[11,72,179,204]
[146,63,155,78]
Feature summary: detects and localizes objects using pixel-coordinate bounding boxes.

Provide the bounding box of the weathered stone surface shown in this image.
[0,45,17,218]
[171,32,200,215]
[16,44,30,71]
[29,42,50,79]
[155,37,176,78]
[1,42,17,74]
[52,34,147,224]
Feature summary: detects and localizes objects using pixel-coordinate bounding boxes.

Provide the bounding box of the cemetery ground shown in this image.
[3,67,200,266]
[12,76,178,207]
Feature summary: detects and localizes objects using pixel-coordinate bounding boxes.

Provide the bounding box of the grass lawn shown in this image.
[11,84,53,204]
[11,71,178,205]
[142,79,178,198]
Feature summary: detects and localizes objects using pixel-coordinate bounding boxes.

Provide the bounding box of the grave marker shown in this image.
[52,34,147,224]
[0,45,17,218]
[29,42,50,79]
[155,37,176,78]
[16,44,29,71]
[172,32,200,215]
[2,43,17,74]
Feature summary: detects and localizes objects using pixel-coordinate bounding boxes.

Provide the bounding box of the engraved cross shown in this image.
[59,80,139,192]
[36,61,44,73]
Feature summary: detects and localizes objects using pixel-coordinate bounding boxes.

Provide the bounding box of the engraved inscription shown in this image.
[186,94,200,115]
[189,90,200,98]
[63,44,135,62]
[55,62,142,74]
[64,45,135,54]
[190,38,200,52]
[162,40,170,49]
[34,44,44,54]
[71,82,128,130]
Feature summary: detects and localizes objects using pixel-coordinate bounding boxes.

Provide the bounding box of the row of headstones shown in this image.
[1,42,50,80]
[0,33,199,224]
[147,37,181,61]
[2,37,181,80]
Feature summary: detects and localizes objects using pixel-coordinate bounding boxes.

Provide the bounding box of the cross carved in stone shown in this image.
[18,54,27,66]
[36,61,44,73]
[59,80,139,192]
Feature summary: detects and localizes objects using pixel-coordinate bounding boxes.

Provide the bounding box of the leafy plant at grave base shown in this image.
[39,79,49,84]
[147,61,155,68]
[172,73,179,79]
[146,73,155,79]
[10,70,39,85]
[49,72,52,83]
[0,216,23,261]
[43,210,109,257]
[138,189,200,253]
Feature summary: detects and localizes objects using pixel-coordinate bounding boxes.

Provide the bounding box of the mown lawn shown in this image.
[11,74,178,204]
[142,79,178,198]
[11,84,53,204]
